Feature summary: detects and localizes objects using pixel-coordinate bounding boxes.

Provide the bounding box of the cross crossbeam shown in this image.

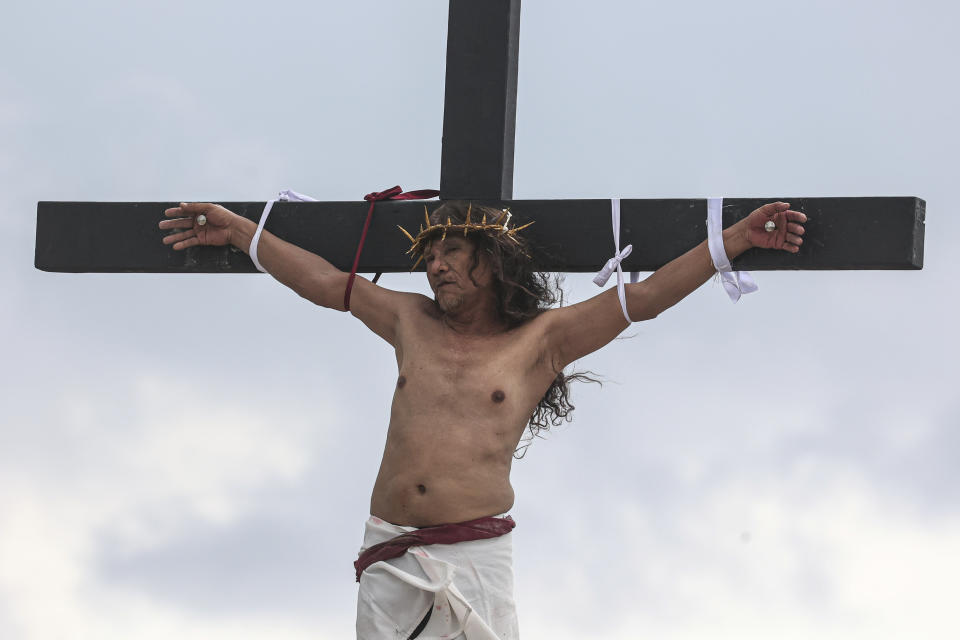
[35,197,923,273]
[33,0,925,274]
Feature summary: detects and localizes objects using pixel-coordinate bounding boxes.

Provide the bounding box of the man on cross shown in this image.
[160,199,806,639]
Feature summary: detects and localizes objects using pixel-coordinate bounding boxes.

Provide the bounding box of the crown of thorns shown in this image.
[397,203,535,270]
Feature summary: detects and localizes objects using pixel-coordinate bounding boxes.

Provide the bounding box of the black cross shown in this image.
[34,0,924,274]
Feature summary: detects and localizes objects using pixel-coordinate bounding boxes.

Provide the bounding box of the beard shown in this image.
[436,289,465,313]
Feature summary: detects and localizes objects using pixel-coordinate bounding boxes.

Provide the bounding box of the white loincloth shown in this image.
[355,515,519,640]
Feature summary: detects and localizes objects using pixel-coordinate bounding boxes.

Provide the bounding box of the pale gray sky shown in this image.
[2,1,958,638]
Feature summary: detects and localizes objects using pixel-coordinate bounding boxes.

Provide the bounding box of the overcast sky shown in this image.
[2,1,958,638]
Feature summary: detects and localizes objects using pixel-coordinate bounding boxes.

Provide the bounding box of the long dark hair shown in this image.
[427,202,599,457]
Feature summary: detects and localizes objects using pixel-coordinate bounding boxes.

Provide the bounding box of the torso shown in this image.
[369,297,558,527]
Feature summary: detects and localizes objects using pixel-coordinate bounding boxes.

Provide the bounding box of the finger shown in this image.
[172,236,200,251]
[782,240,800,253]
[759,201,790,216]
[164,204,210,217]
[175,202,216,217]
[786,210,807,223]
[159,218,194,230]
[162,230,195,245]
[787,222,805,235]
[785,232,803,246]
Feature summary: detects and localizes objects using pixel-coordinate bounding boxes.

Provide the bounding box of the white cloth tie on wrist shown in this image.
[706,197,757,302]
[250,189,318,273]
[593,198,639,323]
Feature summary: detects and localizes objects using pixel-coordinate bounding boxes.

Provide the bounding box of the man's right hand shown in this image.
[160,202,240,250]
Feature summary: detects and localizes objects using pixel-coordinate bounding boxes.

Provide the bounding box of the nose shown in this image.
[428,256,447,276]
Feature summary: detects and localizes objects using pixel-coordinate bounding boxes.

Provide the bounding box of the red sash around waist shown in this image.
[355,515,516,582]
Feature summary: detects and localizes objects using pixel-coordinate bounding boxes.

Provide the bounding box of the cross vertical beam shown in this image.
[440,0,521,200]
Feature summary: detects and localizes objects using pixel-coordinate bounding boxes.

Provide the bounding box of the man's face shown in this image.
[423,236,493,313]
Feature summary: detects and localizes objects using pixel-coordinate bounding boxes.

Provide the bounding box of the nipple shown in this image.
[397,375,407,388]
[417,484,427,495]
[491,389,506,403]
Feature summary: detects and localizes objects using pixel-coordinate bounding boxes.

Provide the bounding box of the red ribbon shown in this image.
[343,186,440,311]
[354,515,516,582]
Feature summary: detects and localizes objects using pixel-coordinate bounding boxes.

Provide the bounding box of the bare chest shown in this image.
[395,320,551,417]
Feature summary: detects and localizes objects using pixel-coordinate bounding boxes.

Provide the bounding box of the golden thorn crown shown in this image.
[397,203,535,270]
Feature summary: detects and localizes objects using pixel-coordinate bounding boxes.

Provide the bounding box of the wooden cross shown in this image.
[34,0,924,274]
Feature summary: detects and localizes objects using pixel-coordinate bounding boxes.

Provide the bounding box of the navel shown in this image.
[491,389,506,403]
[397,375,407,389]
[417,484,427,495]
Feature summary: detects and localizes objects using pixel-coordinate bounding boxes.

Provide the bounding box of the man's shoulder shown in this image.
[501,308,557,347]
[392,291,440,320]
[346,281,435,347]
[521,306,560,331]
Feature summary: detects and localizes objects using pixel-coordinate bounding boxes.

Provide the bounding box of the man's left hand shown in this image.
[744,202,807,253]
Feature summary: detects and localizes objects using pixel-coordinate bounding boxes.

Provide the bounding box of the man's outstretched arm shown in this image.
[158,202,415,344]
[635,202,806,320]
[546,202,808,369]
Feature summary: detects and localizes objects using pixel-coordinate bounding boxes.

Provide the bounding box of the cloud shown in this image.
[0,371,333,639]
[515,463,960,640]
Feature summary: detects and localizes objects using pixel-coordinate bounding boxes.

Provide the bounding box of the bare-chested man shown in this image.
[160,199,806,639]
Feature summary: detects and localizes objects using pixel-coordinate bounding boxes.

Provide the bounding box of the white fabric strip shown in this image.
[250,189,318,273]
[593,198,639,323]
[706,197,758,302]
